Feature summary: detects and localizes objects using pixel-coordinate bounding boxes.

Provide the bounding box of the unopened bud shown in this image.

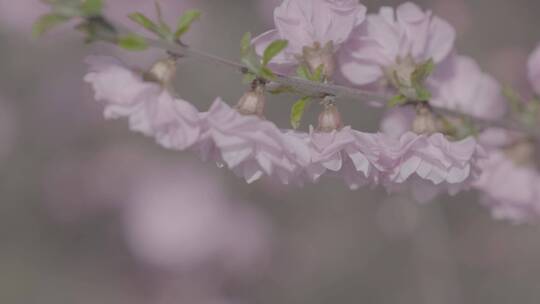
[235,84,266,117]
[412,105,438,135]
[302,41,336,80]
[144,57,177,87]
[317,103,343,132]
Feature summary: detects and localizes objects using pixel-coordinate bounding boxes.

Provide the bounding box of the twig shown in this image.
[112,21,539,138]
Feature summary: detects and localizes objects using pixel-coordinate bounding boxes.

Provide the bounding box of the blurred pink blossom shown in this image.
[430,55,507,120]
[0,0,48,33]
[475,150,540,223]
[123,162,272,277]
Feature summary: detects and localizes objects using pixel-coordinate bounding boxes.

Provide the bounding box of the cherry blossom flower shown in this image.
[202,97,310,184]
[378,106,485,202]
[429,56,507,120]
[475,149,540,223]
[288,104,378,189]
[338,2,455,88]
[84,56,202,150]
[471,46,540,222]
[253,0,367,76]
[287,126,377,189]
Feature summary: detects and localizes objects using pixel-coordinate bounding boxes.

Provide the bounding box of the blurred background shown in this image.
[2,0,540,303]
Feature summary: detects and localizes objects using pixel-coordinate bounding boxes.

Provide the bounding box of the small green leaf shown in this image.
[154,1,172,35]
[241,51,262,76]
[242,73,257,84]
[241,32,252,55]
[296,64,326,82]
[259,66,275,80]
[310,64,325,82]
[262,39,288,66]
[174,9,201,39]
[118,34,148,51]
[415,86,432,102]
[291,96,312,129]
[32,13,69,37]
[128,12,164,38]
[81,0,103,16]
[387,94,407,107]
[412,58,435,84]
[296,64,311,80]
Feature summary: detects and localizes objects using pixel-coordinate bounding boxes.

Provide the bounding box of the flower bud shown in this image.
[317,103,343,132]
[302,41,336,80]
[504,140,535,166]
[144,57,177,87]
[385,56,417,99]
[412,105,438,135]
[235,84,266,117]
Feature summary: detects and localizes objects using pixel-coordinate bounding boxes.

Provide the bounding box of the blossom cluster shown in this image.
[83,0,540,222]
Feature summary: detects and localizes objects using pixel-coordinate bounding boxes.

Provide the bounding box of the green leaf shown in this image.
[241,51,262,76]
[415,86,432,102]
[412,58,435,84]
[290,96,312,129]
[174,9,201,39]
[240,32,264,76]
[262,39,288,66]
[154,1,172,34]
[241,32,252,55]
[296,64,311,80]
[242,73,257,84]
[259,66,275,80]
[297,64,325,83]
[311,64,325,82]
[81,0,103,16]
[118,34,149,51]
[32,13,69,37]
[387,94,407,107]
[128,12,164,38]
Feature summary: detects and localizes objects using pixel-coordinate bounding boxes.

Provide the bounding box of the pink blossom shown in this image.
[253,0,367,72]
[203,98,310,184]
[84,56,202,150]
[338,2,455,86]
[379,104,488,201]
[429,56,507,120]
[527,43,540,96]
[375,128,484,202]
[296,126,377,189]
[475,150,540,223]
[122,160,272,275]
[0,0,49,33]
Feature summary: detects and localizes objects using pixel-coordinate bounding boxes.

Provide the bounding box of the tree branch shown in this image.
[112,21,539,138]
